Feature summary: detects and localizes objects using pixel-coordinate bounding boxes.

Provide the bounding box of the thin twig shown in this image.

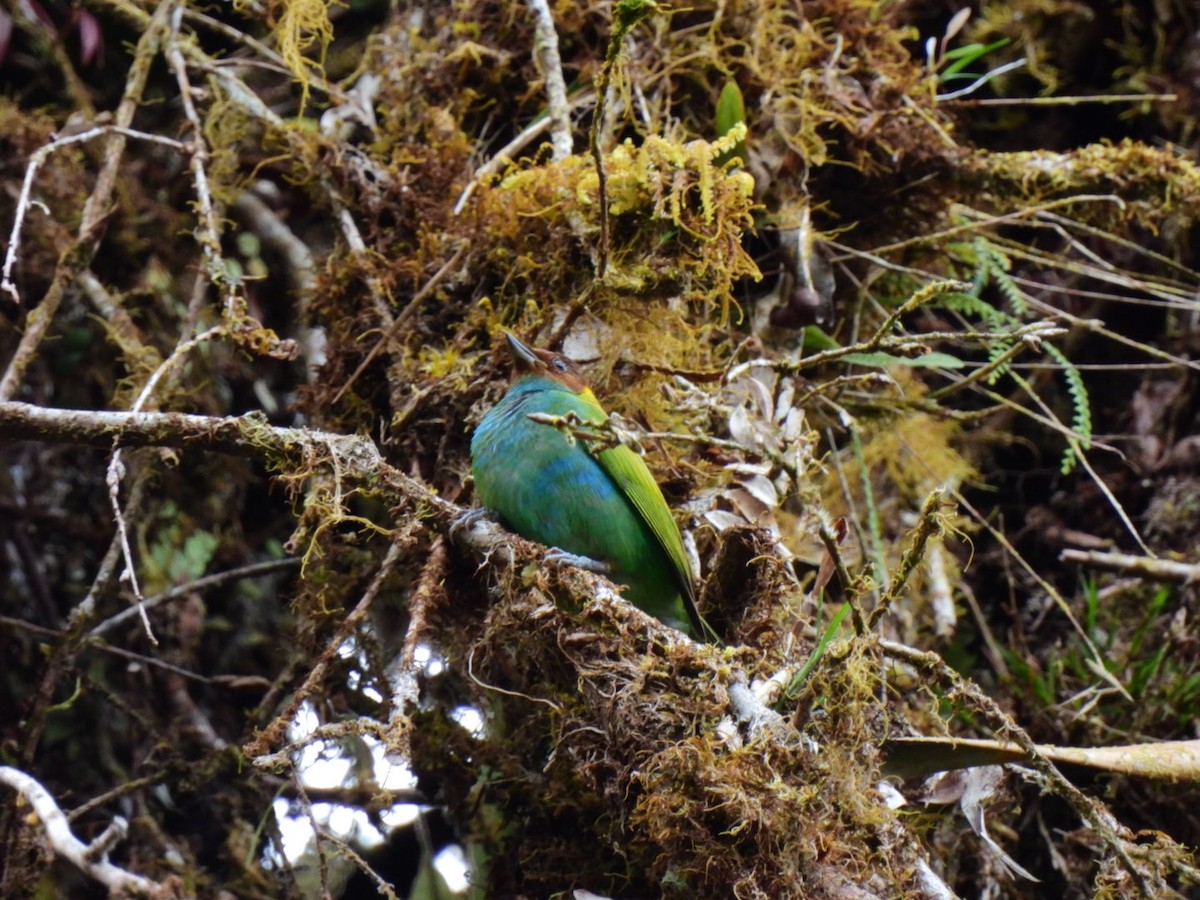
[88,558,300,638]
[817,517,862,633]
[8,3,95,115]
[0,615,213,681]
[928,333,1042,399]
[332,241,471,404]
[2,127,186,305]
[165,6,234,314]
[945,92,1177,108]
[181,7,347,103]
[948,483,1131,702]
[724,284,1066,384]
[104,325,225,645]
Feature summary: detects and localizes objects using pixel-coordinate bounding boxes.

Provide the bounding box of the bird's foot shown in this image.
[450,507,494,539]
[450,508,516,567]
[543,548,612,576]
[450,508,507,554]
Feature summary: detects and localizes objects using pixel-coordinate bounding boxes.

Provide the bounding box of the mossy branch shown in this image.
[867,489,949,631]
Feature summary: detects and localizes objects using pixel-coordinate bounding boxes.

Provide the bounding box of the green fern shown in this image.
[974,237,1028,315]
[984,339,1015,386]
[943,237,1093,473]
[1044,342,1093,473]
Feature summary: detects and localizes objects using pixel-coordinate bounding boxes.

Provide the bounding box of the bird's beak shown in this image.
[504,331,540,371]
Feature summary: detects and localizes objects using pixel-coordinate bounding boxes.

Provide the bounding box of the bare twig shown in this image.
[165,6,233,314]
[928,330,1049,399]
[2,127,185,306]
[317,826,401,900]
[0,767,161,896]
[332,242,471,404]
[88,558,300,638]
[528,0,572,160]
[945,92,1177,108]
[0,615,213,682]
[1060,549,1200,584]
[103,325,225,644]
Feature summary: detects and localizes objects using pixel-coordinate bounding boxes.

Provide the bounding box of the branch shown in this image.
[0,766,162,896]
[1060,549,1200,584]
[0,400,375,462]
[165,6,236,316]
[0,399,463,545]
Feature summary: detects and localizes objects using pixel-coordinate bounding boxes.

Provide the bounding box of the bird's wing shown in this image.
[593,445,692,592]
[594,443,710,634]
[557,390,711,638]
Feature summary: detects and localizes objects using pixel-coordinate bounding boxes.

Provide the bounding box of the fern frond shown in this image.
[1044,343,1092,473]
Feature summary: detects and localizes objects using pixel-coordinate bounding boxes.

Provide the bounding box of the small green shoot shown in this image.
[783,601,851,702]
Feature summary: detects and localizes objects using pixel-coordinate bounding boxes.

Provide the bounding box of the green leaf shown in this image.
[841,351,966,368]
[801,325,840,351]
[940,38,1011,79]
[715,79,745,138]
[783,602,850,700]
[714,79,747,167]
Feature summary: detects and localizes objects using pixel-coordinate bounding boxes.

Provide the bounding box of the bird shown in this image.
[470,331,710,640]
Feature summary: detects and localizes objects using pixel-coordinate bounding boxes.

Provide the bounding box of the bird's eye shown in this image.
[551,357,569,373]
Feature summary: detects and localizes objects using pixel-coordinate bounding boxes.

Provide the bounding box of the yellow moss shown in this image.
[420,345,466,380]
[477,133,759,327]
[963,140,1200,232]
[252,0,335,112]
[202,94,257,204]
[861,410,975,504]
[575,132,756,238]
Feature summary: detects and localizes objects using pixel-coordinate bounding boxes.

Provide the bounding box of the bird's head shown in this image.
[504,331,592,396]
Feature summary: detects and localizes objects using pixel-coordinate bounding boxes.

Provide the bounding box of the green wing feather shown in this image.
[597,444,713,639]
[594,444,694,602]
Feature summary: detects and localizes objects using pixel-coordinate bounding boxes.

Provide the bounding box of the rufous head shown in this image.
[504,332,590,394]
